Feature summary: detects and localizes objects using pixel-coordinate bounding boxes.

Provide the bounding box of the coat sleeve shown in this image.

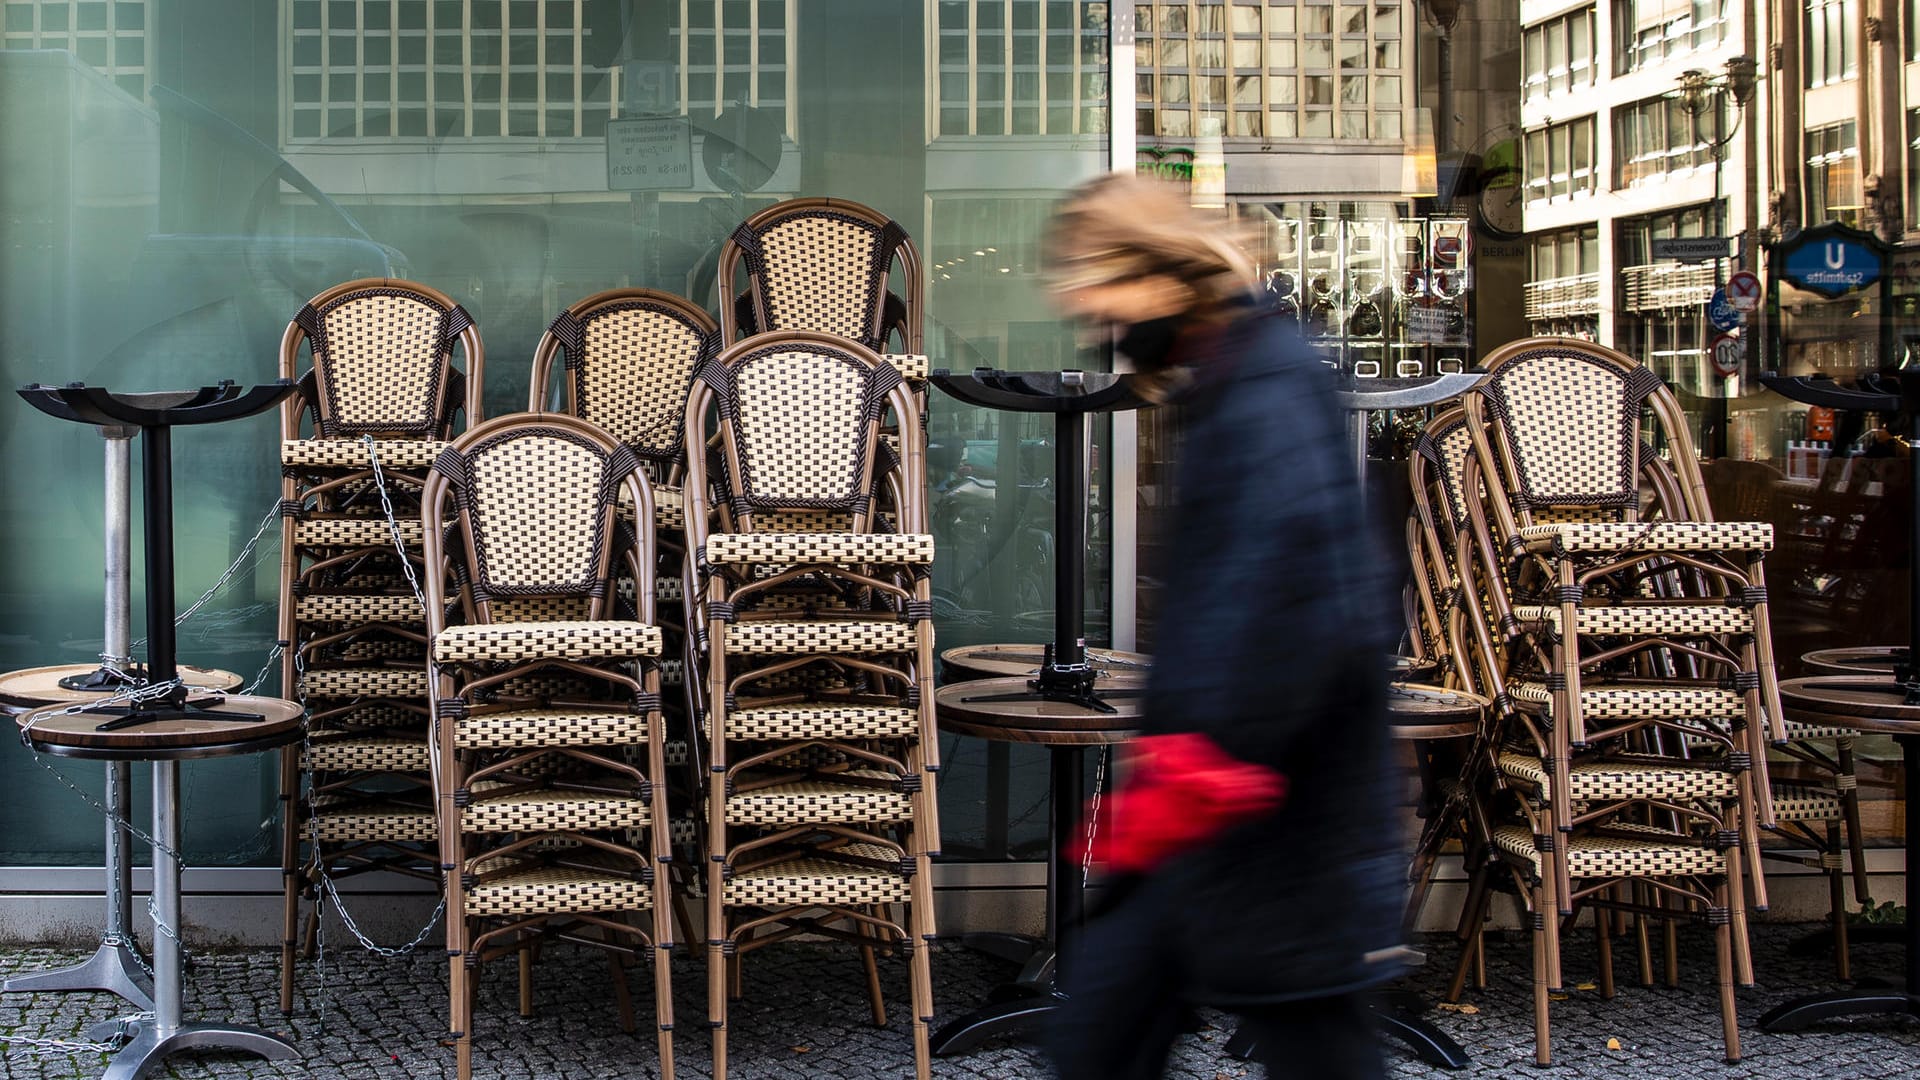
[1140,331,1396,773]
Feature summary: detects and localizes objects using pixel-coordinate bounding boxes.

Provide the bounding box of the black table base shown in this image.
[1222,990,1472,1070]
[1762,734,1920,1033]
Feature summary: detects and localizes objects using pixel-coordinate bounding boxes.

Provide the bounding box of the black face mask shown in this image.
[1116,314,1186,370]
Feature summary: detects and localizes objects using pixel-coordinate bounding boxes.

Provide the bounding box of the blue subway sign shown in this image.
[1781,232,1883,298]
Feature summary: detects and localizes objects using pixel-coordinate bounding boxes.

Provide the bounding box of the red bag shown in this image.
[1072,732,1287,875]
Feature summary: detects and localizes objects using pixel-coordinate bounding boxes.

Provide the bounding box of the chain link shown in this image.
[1080,746,1108,889]
[132,499,282,650]
[362,435,429,613]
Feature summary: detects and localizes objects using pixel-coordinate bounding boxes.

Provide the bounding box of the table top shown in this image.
[935,674,1143,745]
[940,643,1151,681]
[0,664,243,713]
[1778,675,1920,736]
[1386,682,1488,740]
[1800,647,1903,677]
[16,694,305,761]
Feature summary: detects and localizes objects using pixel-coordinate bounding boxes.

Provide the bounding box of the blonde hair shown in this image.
[1046,172,1259,322]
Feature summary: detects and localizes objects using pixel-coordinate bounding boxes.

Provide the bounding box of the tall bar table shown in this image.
[925,368,1148,1054]
[0,418,238,1013]
[12,380,302,1076]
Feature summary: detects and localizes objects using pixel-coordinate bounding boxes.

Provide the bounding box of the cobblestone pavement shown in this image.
[2,922,1918,1078]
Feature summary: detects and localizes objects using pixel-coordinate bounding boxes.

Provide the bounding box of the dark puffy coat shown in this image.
[1139,307,1403,1005]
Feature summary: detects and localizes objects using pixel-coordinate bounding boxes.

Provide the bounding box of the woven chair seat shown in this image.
[432,620,663,664]
[1492,825,1725,879]
[722,843,913,908]
[1510,682,1747,722]
[881,353,928,381]
[1516,520,1774,554]
[460,783,651,834]
[295,593,431,624]
[1782,717,1855,741]
[727,702,919,741]
[1513,604,1755,637]
[615,485,687,531]
[330,639,428,664]
[300,666,430,699]
[308,801,438,844]
[706,532,935,566]
[464,851,653,918]
[1497,752,1738,803]
[1770,783,1844,824]
[720,619,920,656]
[309,702,423,728]
[292,515,428,549]
[726,774,914,827]
[454,707,650,749]
[305,732,431,773]
[282,438,450,471]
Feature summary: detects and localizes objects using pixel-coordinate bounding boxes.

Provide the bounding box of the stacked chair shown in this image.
[422,413,676,1080]
[1411,338,1789,1065]
[275,278,484,1014]
[682,330,939,1080]
[529,288,722,895]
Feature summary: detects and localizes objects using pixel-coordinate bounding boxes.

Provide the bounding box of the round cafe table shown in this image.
[940,644,1152,682]
[1759,675,1920,1032]
[1801,647,1904,677]
[0,663,241,1015]
[16,694,305,1079]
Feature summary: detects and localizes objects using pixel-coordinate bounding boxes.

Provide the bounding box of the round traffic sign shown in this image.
[1707,288,1739,332]
[1726,271,1763,313]
[1710,332,1741,378]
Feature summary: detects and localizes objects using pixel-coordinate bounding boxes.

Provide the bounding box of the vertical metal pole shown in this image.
[1054,411,1088,668]
[140,425,178,686]
[150,760,182,1036]
[1109,0,1139,653]
[103,430,137,941]
[1901,737,1920,992]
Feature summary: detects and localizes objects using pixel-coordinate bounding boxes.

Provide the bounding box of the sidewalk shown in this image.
[2,922,1916,1077]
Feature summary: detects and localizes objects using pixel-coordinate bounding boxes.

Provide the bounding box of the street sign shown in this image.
[1710,332,1741,378]
[1725,270,1763,312]
[606,116,693,191]
[1707,288,1739,333]
[1651,236,1730,263]
[1781,232,1883,298]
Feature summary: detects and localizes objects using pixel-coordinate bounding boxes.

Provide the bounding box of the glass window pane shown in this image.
[1304,74,1333,104]
[1303,108,1333,136]
[1339,110,1367,138]
[1373,75,1399,103]
[1302,39,1332,67]
[1269,74,1298,103]
[1232,39,1262,67]
[1270,108,1299,136]
[1232,5,1263,33]
[1232,109,1262,135]
[1268,40,1297,68]
[1340,74,1366,102]
[1266,6,1298,33]
[1233,73,1262,103]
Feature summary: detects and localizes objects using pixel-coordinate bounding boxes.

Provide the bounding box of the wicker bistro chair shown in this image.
[680,331,939,1080]
[422,413,674,1080]
[274,278,484,1014]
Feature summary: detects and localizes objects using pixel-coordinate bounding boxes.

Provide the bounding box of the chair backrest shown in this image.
[1463,336,1709,544]
[529,288,718,473]
[682,331,920,544]
[717,197,922,352]
[281,277,484,438]
[425,413,652,625]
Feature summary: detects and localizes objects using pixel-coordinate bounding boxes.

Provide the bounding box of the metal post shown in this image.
[150,761,182,1038]
[1054,411,1088,670]
[140,425,178,688]
[103,432,137,943]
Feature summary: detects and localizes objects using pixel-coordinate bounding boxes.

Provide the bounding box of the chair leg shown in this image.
[1663,892,1680,988]
[1444,870,1490,1003]
[709,937,729,1080]
[1634,884,1654,988]
[858,913,887,1027]
[1828,826,1852,982]
[653,939,676,1080]
[450,951,473,1080]
[1531,884,1552,1067]
[518,940,535,1019]
[1725,848,1754,988]
[907,904,935,1080]
[278,747,302,1015]
[1837,739,1870,904]
[1715,883,1741,1064]
[1596,893,1615,1000]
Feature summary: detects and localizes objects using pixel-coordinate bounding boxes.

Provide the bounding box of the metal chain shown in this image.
[1080,746,1108,889]
[101,928,155,982]
[362,435,429,613]
[132,499,282,649]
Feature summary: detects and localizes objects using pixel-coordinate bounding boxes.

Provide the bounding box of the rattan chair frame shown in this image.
[717,197,923,353]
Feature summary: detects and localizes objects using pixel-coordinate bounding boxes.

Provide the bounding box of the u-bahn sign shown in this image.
[1777,222,1886,299]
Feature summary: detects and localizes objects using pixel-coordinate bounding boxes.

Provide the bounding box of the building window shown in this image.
[1524,224,1601,336]
[937,0,1110,136]
[1806,121,1861,224]
[283,0,799,141]
[1523,7,1596,101]
[0,0,151,98]
[1613,94,1710,190]
[1137,0,1406,142]
[1523,116,1596,202]
[1613,0,1727,75]
[1909,110,1920,232]
[1804,0,1859,88]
